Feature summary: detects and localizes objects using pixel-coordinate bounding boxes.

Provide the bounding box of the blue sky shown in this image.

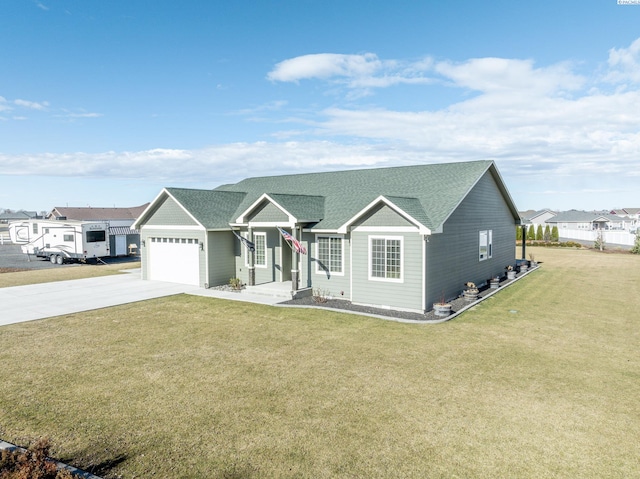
[1,0,639,213]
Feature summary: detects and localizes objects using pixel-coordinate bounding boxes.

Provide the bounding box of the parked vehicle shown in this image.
[9,219,109,264]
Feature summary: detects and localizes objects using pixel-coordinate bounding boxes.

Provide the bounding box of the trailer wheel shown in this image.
[50,255,57,264]
[56,255,64,265]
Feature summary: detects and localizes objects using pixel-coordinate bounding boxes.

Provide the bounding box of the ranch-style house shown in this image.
[133,160,521,313]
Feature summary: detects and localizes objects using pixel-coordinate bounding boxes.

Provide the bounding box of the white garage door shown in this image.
[148,237,200,286]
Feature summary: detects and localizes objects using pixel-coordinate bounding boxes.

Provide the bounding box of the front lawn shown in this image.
[1,247,639,478]
[0,261,140,288]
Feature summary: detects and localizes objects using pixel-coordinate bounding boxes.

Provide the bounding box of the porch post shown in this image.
[248,226,255,286]
[291,225,299,292]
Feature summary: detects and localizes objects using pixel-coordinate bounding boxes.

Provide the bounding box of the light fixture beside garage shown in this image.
[199,241,204,250]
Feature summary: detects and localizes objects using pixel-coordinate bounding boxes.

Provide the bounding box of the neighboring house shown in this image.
[611,208,640,230]
[519,209,557,235]
[548,210,626,231]
[133,160,521,313]
[47,205,149,256]
[0,210,39,223]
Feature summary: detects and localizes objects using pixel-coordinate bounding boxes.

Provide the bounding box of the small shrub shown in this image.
[312,289,330,303]
[631,231,640,255]
[0,437,76,479]
[229,278,243,290]
[593,231,605,251]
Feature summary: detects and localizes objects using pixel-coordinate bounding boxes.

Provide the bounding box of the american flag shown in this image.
[277,227,307,255]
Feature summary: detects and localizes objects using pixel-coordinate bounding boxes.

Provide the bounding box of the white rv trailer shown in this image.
[9,219,109,264]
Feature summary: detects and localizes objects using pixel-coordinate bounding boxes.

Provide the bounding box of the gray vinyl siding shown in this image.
[308,233,351,298]
[351,230,423,312]
[144,197,198,226]
[425,170,517,308]
[138,227,206,285]
[207,231,236,287]
[355,204,414,228]
[248,202,289,223]
[252,229,277,285]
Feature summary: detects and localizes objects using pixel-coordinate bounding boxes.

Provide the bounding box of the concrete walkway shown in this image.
[0,270,281,327]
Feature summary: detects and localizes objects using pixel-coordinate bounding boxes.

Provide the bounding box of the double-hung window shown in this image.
[316,236,343,274]
[479,230,493,261]
[369,236,403,281]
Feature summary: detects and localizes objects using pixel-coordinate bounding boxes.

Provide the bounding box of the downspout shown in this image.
[422,234,428,312]
[522,225,527,260]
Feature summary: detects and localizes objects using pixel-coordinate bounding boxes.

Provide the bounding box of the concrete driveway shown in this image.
[0,270,197,326]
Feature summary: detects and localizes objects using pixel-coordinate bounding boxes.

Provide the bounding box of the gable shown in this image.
[248,201,289,223]
[143,196,198,226]
[352,204,415,228]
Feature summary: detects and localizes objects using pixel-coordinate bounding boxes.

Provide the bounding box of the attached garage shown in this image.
[148,237,200,286]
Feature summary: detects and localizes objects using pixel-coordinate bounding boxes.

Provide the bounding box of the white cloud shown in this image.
[605,37,640,84]
[14,99,49,110]
[0,96,11,112]
[434,58,584,96]
[267,53,383,82]
[267,53,434,96]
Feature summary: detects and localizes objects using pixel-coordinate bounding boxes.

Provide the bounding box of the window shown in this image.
[316,236,343,274]
[479,230,493,261]
[63,234,74,242]
[369,236,402,281]
[33,223,38,234]
[86,230,106,243]
[254,232,266,267]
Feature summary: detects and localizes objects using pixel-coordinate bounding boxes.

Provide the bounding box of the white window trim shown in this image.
[314,234,345,276]
[368,235,404,283]
[479,230,493,261]
[247,232,267,268]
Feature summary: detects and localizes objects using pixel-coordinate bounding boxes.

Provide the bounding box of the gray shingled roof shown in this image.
[266,194,325,222]
[165,188,247,229]
[137,160,519,232]
[217,160,499,231]
[550,210,622,223]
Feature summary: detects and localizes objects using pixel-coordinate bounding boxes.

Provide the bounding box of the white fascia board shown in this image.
[132,188,168,229]
[337,195,431,235]
[235,193,296,225]
[133,188,205,230]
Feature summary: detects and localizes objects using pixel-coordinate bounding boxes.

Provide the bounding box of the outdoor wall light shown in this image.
[199,241,204,250]
[141,240,145,247]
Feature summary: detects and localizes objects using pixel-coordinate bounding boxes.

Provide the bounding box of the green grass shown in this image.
[0,261,140,288]
[1,247,639,478]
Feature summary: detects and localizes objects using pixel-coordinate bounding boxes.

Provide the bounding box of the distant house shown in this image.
[47,205,148,256]
[0,210,40,223]
[519,209,557,235]
[547,210,626,231]
[133,160,521,313]
[611,208,640,230]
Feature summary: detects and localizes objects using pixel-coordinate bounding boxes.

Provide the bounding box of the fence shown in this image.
[558,228,636,247]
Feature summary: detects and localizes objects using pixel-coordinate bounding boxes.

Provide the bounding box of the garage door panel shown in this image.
[149,238,200,286]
